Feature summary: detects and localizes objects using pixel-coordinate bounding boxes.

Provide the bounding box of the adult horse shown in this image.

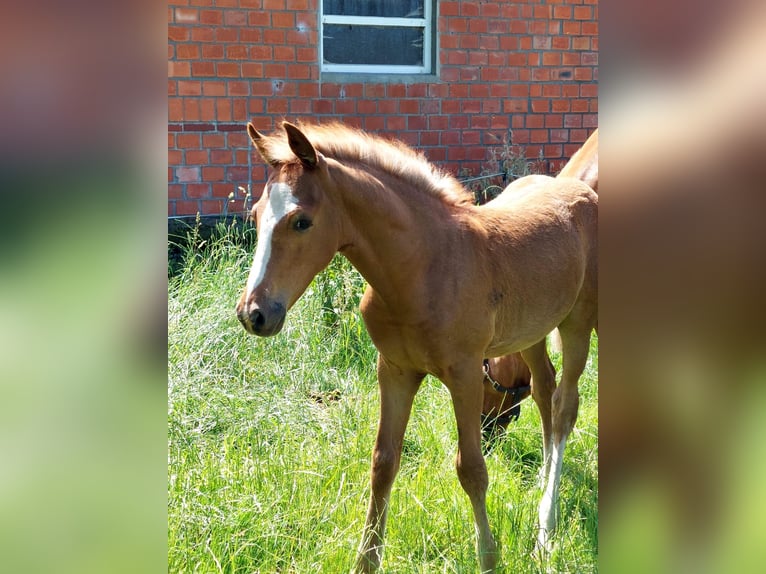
[481,129,598,437]
[235,122,598,572]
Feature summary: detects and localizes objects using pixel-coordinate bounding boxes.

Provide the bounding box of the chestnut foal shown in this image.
[236,122,598,572]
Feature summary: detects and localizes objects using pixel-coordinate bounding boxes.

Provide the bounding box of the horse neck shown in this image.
[327,161,459,305]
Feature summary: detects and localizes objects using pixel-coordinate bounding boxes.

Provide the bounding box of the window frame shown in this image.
[319,1,434,75]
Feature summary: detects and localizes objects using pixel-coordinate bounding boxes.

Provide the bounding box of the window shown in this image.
[321,1,434,74]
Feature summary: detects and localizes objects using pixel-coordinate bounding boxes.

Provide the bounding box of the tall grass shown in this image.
[168,223,597,573]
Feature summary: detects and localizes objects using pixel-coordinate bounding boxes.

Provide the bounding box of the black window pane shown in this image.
[324,0,424,18]
[323,25,424,66]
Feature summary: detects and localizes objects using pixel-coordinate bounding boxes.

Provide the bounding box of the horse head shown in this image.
[236,122,340,336]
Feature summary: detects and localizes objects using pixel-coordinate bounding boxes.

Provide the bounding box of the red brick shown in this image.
[264,63,287,77]
[202,44,224,59]
[274,46,295,61]
[203,134,225,148]
[545,114,563,128]
[564,114,582,128]
[202,81,225,96]
[582,22,598,35]
[574,6,593,20]
[174,8,198,23]
[213,184,234,198]
[468,19,488,33]
[224,10,247,26]
[168,26,189,42]
[202,167,224,181]
[509,21,527,34]
[226,45,248,59]
[175,201,200,216]
[199,10,222,25]
[287,64,311,79]
[313,100,334,114]
[543,52,561,66]
[272,12,294,28]
[186,150,209,165]
[400,100,419,114]
[441,1,460,16]
[210,150,232,164]
[544,144,563,158]
[550,129,569,143]
[571,99,589,113]
[552,36,570,50]
[217,62,240,77]
[533,36,551,50]
[232,100,248,121]
[216,28,238,42]
[183,100,200,121]
[447,18,468,33]
[191,28,214,42]
[241,29,262,43]
[572,36,591,50]
[200,200,225,215]
[168,184,183,201]
[296,47,316,62]
[176,166,200,182]
[191,62,215,76]
[563,21,581,35]
[505,99,528,113]
[178,81,201,96]
[529,21,546,35]
[175,44,199,59]
[248,11,270,26]
[168,61,189,78]
[563,52,581,66]
[335,100,355,114]
[263,29,285,44]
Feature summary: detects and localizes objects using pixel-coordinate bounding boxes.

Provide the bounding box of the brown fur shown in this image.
[482,129,599,432]
[236,122,598,572]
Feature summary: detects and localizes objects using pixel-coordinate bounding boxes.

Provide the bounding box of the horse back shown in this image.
[479,175,597,353]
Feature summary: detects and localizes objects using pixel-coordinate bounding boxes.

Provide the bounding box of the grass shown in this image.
[168,222,598,573]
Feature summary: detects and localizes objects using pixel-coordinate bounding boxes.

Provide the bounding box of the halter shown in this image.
[482,359,532,425]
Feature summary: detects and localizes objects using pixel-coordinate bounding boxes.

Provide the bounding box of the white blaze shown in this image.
[245,182,299,298]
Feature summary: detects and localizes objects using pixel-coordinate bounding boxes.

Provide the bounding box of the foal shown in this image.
[236,122,598,572]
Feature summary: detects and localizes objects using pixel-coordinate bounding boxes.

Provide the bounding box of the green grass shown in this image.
[168,224,598,573]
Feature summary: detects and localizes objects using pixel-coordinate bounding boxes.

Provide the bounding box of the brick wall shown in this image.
[168,0,598,216]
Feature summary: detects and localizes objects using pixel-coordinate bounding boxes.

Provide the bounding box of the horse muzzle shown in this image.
[236,298,286,337]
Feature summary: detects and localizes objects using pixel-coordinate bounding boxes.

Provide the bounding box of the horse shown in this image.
[235,121,598,573]
[480,129,599,440]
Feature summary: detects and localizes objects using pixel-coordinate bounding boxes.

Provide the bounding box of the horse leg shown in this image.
[446,362,499,573]
[521,340,556,489]
[537,320,593,551]
[355,355,423,573]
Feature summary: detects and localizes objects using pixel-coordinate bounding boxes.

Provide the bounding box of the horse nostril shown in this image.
[252,310,265,330]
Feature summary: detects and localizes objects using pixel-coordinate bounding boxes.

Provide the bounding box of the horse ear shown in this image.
[247,122,280,167]
[283,122,318,168]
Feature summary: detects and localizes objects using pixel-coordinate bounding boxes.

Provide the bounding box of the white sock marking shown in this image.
[539,437,567,538]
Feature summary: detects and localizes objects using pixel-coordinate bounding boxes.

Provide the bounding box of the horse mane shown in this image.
[263,121,474,208]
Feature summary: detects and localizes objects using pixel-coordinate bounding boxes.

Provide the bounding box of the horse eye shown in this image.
[293,217,312,232]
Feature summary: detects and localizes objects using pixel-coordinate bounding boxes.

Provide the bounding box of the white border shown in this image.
[320,2,432,74]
